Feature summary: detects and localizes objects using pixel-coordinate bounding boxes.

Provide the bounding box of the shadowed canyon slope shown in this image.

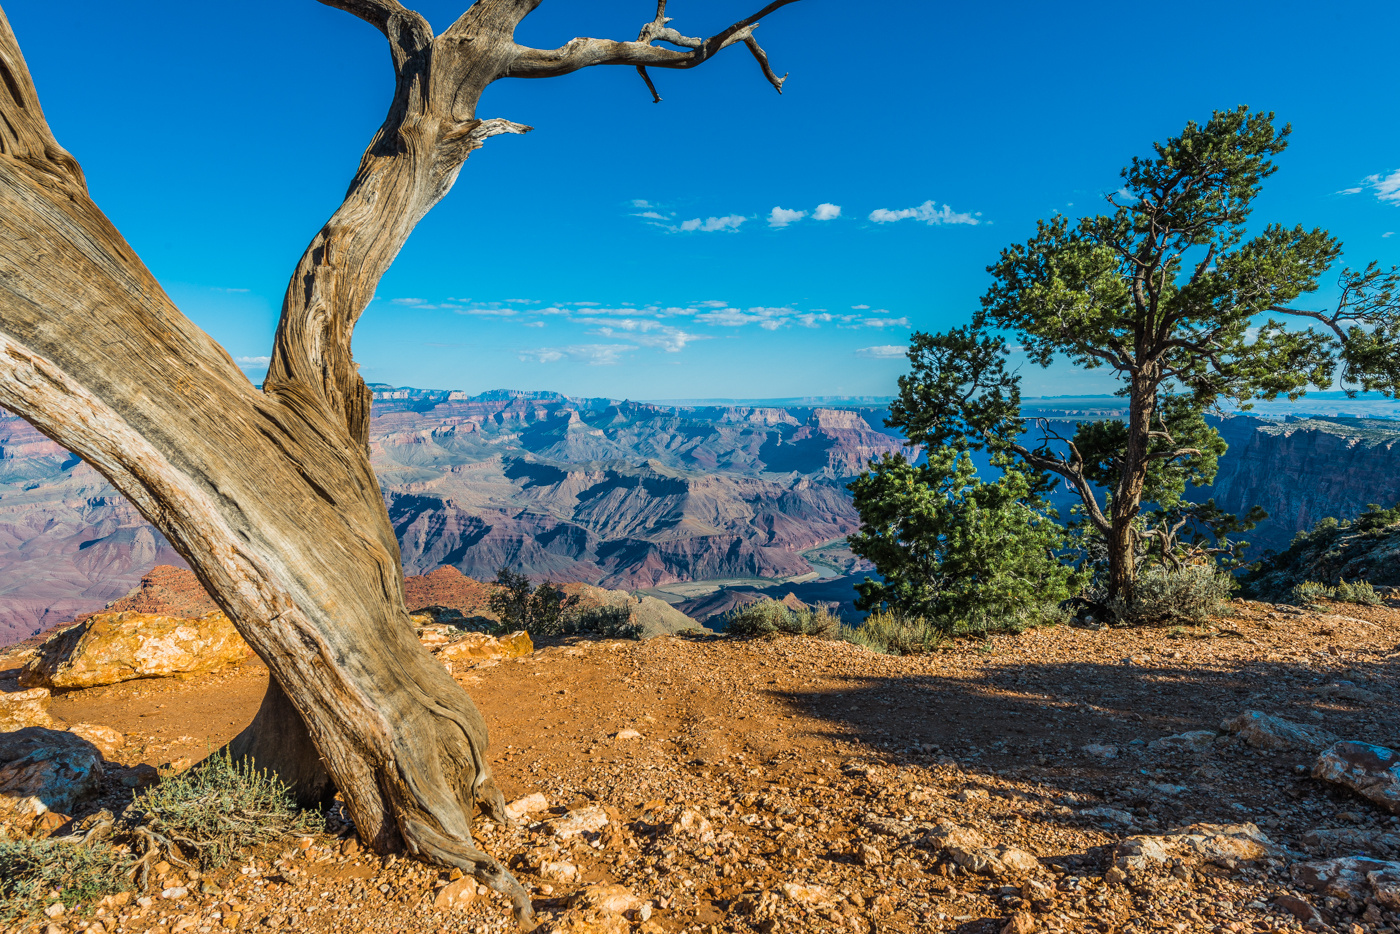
[3,389,1398,646]
[0,391,907,644]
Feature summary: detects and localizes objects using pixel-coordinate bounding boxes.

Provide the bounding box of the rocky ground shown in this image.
[4,596,1400,934]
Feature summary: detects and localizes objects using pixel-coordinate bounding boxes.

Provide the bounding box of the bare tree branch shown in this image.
[505,0,800,97]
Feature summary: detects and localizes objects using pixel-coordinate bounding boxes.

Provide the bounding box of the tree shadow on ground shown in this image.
[764,635,1400,841]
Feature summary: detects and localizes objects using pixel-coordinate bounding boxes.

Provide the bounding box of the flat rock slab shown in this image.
[1313,741,1400,814]
[1292,856,1400,907]
[0,726,104,823]
[0,686,54,731]
[1221,710,1340,751]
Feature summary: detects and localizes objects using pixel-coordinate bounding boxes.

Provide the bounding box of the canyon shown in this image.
[1,388,1397,646]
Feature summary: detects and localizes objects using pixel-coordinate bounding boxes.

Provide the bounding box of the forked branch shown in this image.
[507,0,799,101]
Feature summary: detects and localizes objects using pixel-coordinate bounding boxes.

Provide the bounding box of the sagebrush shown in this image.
[132,751,323,870]
[844,611,942,655]
[0,836,132,922]
[1108,564,1234,625]
[722,601,842,639]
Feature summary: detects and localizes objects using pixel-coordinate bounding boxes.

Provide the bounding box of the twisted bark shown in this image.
[0,0,803,926]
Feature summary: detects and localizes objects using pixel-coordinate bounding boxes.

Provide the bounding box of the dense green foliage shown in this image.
[847,447,1084,634]
[489,568,581,636]
[1241,502,1400,602]
[886,107,1399,601]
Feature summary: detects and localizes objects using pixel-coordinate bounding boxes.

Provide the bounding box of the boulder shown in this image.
[1148,730,1217,752]
[1303,826,1400,859]
[1292,857,1400,908]
[435,631,534,667]
[0,687,54,731]
[66,723,124,759]
[1313,741,1400,814]
[920,820,1040,876]
[0,727,104,823]
[20,612,252,690]
[1220,710,1340,752]
[572,883,644,915]
[1114,822,1280,873]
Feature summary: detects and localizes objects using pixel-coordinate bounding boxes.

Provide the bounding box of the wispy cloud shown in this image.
[869,200,982,226]
[856,316,909,329]
[813,203,841,221]
[213,287,251,294]
[1385,231,1395,239]
[235,355,271,369]
[679,215,746,233]
[855,345,906,359]
[1338,170,1400,204]
[520,344,634,366]
[768,206,806,228]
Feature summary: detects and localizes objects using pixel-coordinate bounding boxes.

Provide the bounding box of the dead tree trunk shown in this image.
[0,0,802,922]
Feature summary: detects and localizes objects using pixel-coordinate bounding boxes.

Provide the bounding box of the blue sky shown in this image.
[7,0,1399,401]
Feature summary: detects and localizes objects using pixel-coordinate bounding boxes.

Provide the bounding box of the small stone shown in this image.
[1148,731,1217,752]
[43,902,64,918]
[1221,710,1339,752]
[1274,894,1323,925]
[433,877,477,910]
[549,804,609,839]
[539,860,580,883]
[161,886,190,899]
[505,791,549,822]
[780,882,834,909]
[222,910,242,928]
[1003,911,1037,934]
[1104,867,1127,885]
[614,729,642,740]
[856,843,883,866]
[340,836,359,856]
[1082,743,1118,759]
[572,883,644,915]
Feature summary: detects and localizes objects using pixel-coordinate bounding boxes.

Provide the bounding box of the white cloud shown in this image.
[235,355,271,369]
[768,206,807,228]
[855,345,906,359]
[636,211,669,221]
[858,316,909,329]
[1384,231,1395,238]
[213,287,251,293]
[1338,187,1363,195]
[631,199,653,209]
[521,321,547,327]
[454,306,517,317]
[391,297,425,305]
[693,306,794,329]
[851,304,870,310]
[1368,170,1400,204]
[813,203,841,221]
[519,344,635,366]
[869,200,982,226]
[679,215,746,233]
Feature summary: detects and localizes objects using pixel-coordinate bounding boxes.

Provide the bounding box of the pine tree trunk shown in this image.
[1107,377,1157,604]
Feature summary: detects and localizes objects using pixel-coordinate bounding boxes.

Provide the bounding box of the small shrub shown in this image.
[0,836,132,922]
[1334,579,1383,606]
[132,751,323,870]
[559,605,643,640]
[489,569,580,636]
[1109,564,1233,625]
[845,611,942,655]
[722,601,841,639]
[1290,580,1335,606]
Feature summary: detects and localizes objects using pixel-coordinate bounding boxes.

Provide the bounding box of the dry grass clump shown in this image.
[1109,565,1234,625]
[131,750,324,872]
[0,835,132,923]
[843,610,943,655]
[723,601,843,639]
